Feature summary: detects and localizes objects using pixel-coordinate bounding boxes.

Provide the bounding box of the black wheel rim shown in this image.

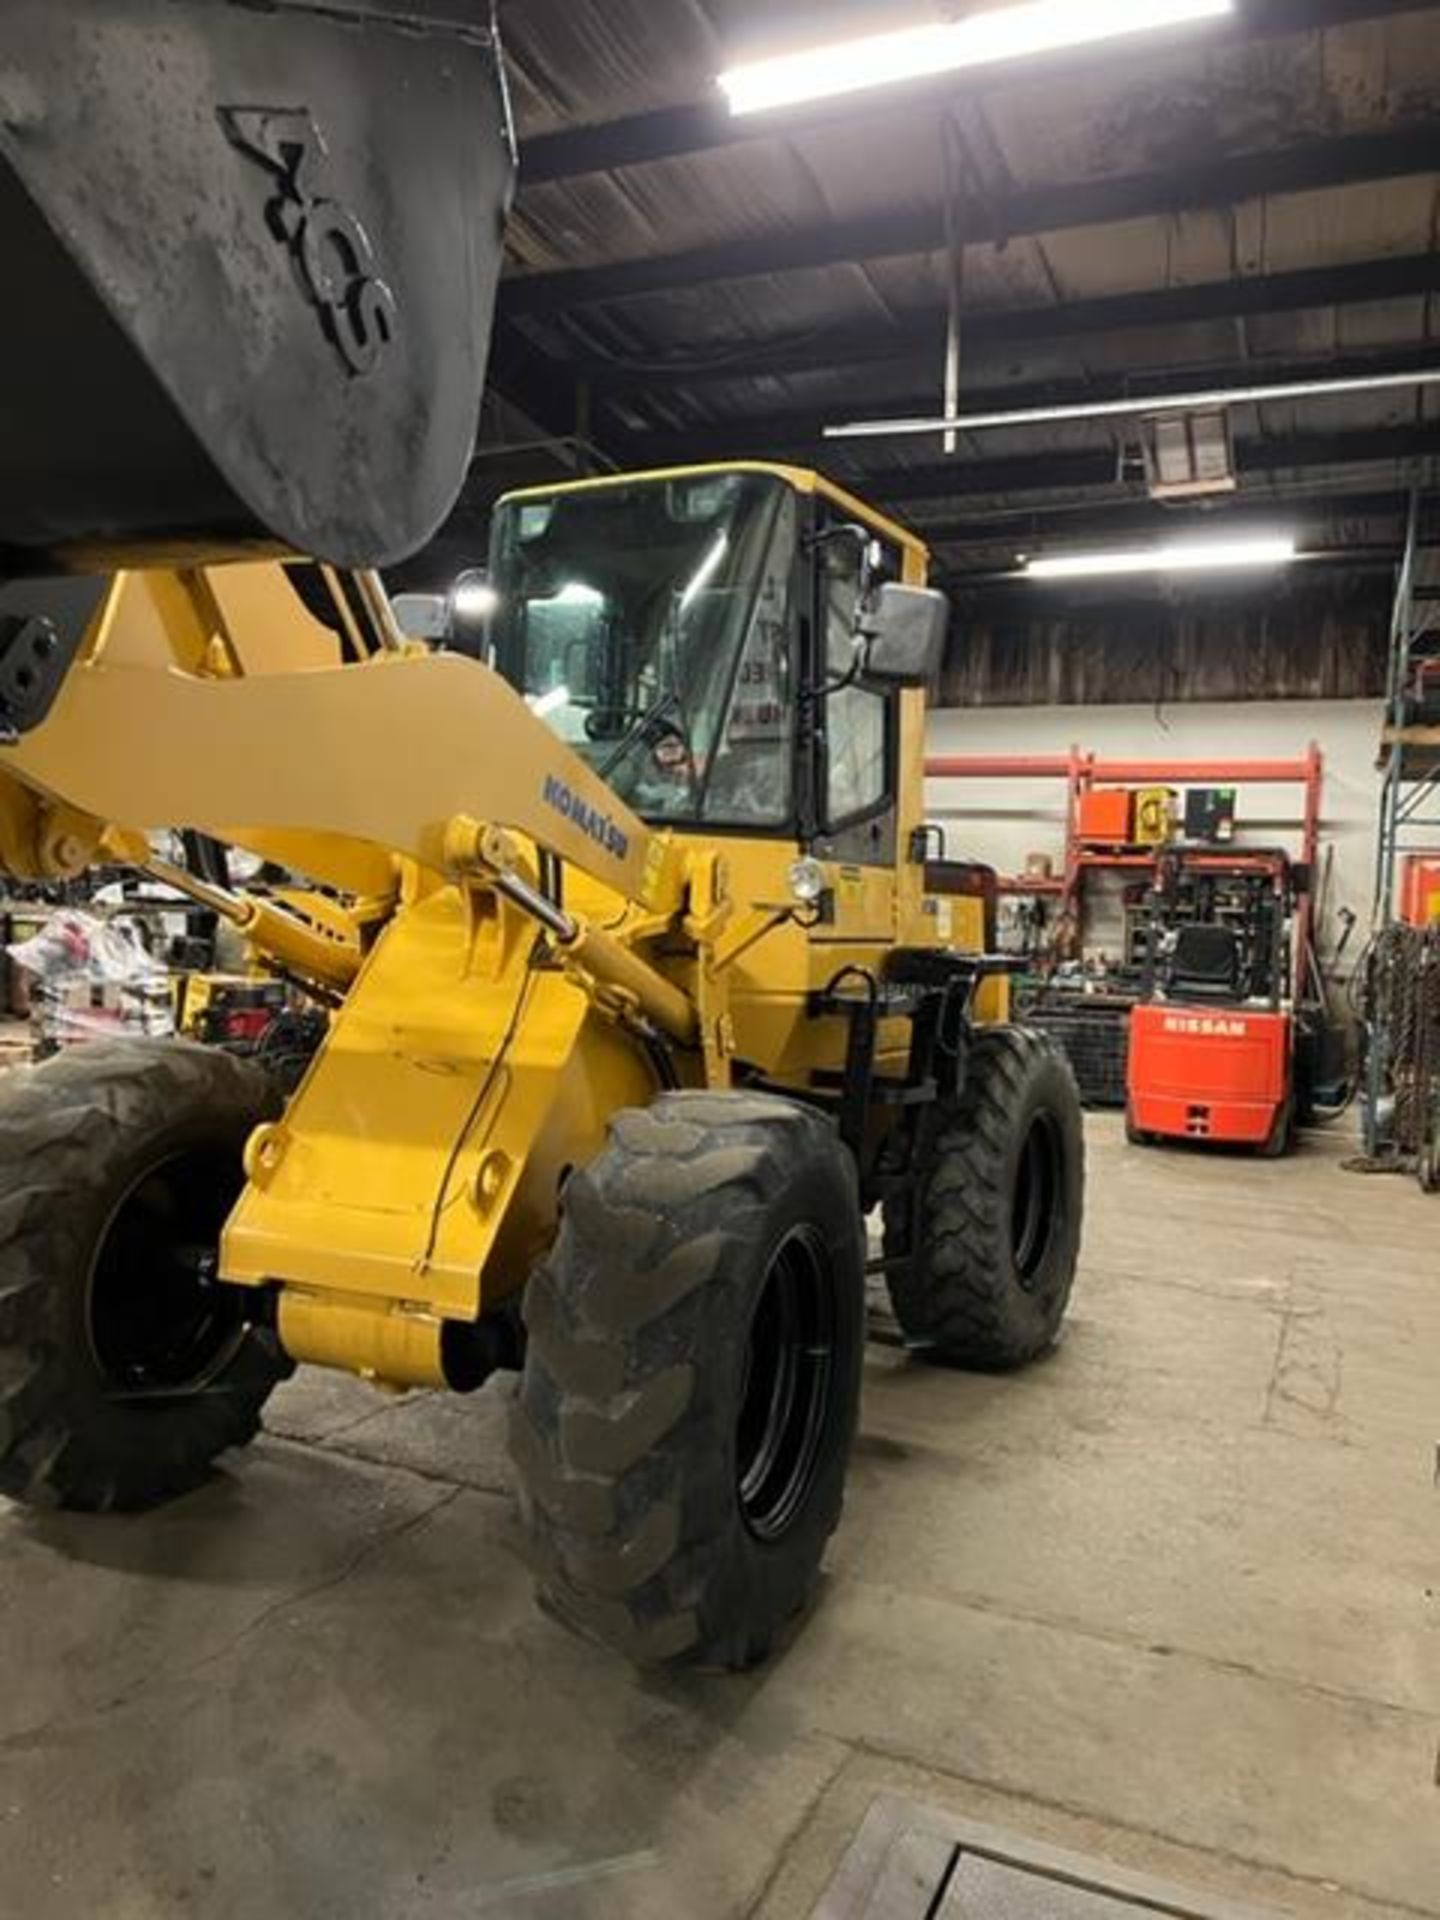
[1012,1111,1063,1288]
[735,1227,835,1542]
[86,1147,246,1398]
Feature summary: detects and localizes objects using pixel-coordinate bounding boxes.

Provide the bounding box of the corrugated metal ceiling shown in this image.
[457,1,1440,579]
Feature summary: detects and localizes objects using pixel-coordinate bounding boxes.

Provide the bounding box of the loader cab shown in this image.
[485,463,935,867]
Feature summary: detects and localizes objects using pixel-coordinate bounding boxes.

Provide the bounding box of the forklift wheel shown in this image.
[0,1039,290,1511]
[509,1091,865,1670]
[1259,1100,1295,1159]
[883,1027,1084,1369]
[1124,1106,1154,1147]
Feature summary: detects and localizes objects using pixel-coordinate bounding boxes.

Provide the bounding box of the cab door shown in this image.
[809,521,901,946]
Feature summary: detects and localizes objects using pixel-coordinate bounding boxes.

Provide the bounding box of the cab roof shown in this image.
[496,461,929,573]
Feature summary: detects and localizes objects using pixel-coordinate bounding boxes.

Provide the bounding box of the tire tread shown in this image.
[511,1090,863,1669]
[883,1027,1084,1368]
[0,1038,285,1512]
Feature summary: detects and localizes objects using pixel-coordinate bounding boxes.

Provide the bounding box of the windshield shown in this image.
[489,472,797,828]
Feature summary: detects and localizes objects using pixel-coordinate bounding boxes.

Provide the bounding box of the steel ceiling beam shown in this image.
[517,0,1434,187]
[614,343,1440,466]
[582,251,1440,395]
[915,487,1436,552]
[846,418,1440,506]
[502,121,1440,317]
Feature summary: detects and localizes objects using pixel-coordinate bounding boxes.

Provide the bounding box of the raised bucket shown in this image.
[0,0,515,570]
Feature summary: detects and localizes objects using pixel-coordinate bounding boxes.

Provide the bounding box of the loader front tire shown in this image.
[883,1027,1084,1368]
[510,1091,865,1670]
[0,1039,289,1512]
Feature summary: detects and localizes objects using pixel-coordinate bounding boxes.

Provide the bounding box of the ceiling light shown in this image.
[718,0,1232,116]
[1024,535,1297,580]
[826,366,1440,442]
[450,577,499,619]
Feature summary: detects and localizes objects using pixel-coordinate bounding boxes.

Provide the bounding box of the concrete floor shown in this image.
[1,1116,1436,1920]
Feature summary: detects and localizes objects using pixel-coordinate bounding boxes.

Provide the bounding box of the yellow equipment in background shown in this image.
[1134,786,1179,847]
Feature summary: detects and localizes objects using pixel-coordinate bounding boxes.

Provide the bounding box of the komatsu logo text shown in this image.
[543,776,629,862]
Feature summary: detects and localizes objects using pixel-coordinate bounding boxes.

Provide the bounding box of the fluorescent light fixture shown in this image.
[719,0,1232,116]
[1025,535,1297,580]
[528,684,571,718]
[827,367,1440,442]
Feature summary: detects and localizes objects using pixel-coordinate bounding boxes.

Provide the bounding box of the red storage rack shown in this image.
[923,744,1323,996]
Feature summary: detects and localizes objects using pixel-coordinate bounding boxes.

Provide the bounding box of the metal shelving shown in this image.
[924,748,1323,992]
[1372,487,1440,927]
[1365,485,1440,1166]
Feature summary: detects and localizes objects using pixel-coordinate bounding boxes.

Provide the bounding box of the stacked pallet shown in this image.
[1022,996,1133,1109]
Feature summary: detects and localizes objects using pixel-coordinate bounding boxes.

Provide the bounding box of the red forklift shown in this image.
[1126,849,1309,1157]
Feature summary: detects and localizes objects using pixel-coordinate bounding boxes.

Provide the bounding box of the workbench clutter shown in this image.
[7,911,174,1056]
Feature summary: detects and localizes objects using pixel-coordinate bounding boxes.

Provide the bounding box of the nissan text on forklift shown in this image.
[0,2,1084,1669]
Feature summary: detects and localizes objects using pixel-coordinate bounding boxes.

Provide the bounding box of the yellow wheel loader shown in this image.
[0,1,1084,1668]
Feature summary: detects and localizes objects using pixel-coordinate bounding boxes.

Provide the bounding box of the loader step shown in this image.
[809,1067,937,1106]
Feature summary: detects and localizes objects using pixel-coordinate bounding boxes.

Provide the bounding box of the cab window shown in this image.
[489,472,798,832]
[822,536,891,827]
[702,498,796,825]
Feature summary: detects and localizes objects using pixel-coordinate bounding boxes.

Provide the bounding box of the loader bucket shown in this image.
[0,0,515,571]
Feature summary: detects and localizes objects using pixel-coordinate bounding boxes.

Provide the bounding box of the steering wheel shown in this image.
[645,715,694,778]
[584,705,643,742]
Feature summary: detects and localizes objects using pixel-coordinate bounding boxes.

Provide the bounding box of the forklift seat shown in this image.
[1161,924,1245,1003]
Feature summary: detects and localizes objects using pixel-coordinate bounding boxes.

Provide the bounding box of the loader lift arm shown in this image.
[0,559,713,1393]
[0,569,665,900]
[0,564,694,1020]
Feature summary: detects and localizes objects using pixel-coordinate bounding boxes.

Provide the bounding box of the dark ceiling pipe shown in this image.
[581,252,1440,397]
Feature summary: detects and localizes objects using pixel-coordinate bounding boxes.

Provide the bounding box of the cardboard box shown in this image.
[1400,855,1440,927]
[1076,788,1134,844]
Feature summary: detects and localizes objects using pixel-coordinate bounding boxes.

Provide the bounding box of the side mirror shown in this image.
[390,570,497,651]
[390,591,450,642]
[857,582,949,688]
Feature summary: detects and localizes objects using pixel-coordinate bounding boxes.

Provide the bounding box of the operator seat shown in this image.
[1158,925,1245,1004]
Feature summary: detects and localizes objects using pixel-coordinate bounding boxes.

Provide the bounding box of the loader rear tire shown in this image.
[882,1027,1084,1368]
[509,1091,865,1670]
[0,1038,289,1512]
